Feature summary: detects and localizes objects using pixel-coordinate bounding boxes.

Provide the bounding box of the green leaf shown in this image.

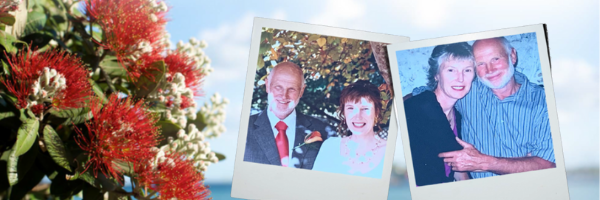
[146,101,167,113]
[6,141,39,186]
[43,125,72,172]
[330,51,340,61]
[83,183,103,200]
[0,31,18,54]
[7,150,18,185]
[257,58,265,70]
[0,111,16,121]
[15,110,39,156]
[23,11,47,36]
[259,43,271,55]
[49,107,89,119]
[380,92,389,101]
[133,61,166,98]
[0,93,18,105]
[18,32,53,49]
[114,84,130,96]
[99,56,127,77]
[112,161,133,176]
[157,120,182,146]
[7,167,45,200]
[260,32,273,44]
[50,172,85,198]
[308,34,321,42]
[1,60,10,76]
[214,152,226,162]
[68,154,117,192]
[188,110,207,131]
[90,79,108,104]
[0,13,16,26]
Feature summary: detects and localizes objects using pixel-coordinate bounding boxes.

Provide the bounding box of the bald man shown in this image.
[244,62,333,169]
[438,37,555,179]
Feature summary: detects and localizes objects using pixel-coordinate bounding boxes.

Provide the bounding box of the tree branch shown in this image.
[70,18,115,94]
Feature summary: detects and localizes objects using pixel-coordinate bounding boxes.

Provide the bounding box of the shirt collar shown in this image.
[266,108,297,133]
[477,71,532,102]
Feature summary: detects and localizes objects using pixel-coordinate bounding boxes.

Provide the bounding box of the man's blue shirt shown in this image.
[454,71,555,178]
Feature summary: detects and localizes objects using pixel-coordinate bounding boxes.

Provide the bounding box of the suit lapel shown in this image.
[252,110,281,165]
[292,113,312,168]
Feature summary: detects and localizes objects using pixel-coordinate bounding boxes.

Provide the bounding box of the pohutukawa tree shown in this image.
[0,0,227,199]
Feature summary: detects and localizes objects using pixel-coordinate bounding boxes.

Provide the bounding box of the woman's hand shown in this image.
[439,137,492,172]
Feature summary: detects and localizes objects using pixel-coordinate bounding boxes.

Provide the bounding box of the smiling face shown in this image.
[434,58,476,100]
[344,97,376,135]
[473,38,517,89]
[265,63,305,120]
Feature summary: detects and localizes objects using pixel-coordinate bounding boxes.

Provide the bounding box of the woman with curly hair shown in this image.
[312,80,387,178]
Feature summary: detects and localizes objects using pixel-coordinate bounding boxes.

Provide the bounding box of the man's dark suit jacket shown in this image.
[404,90,464,186]
[243,109,333,169]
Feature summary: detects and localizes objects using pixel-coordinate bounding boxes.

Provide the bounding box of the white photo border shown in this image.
[231,18,410,200]
[387,24,569,200]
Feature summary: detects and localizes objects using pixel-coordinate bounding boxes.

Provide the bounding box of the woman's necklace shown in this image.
[341,135,386,174]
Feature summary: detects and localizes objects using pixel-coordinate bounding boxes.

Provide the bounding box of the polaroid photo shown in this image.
[387,24,569,200]
[231,18,409,200]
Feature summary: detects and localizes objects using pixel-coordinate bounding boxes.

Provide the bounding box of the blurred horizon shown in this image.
[163,0,599,185]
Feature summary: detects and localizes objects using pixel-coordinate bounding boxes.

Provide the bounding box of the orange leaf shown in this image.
[317,38,326,47]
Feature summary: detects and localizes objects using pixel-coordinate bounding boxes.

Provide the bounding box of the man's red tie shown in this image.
[274,121,289,167]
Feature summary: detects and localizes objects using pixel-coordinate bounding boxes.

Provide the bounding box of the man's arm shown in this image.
[440,138,555,174]
[479,155,556,175]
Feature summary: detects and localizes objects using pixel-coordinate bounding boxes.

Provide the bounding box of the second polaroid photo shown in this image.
[388,24,569,200]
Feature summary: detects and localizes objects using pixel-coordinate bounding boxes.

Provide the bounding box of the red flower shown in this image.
[86,0,168,79]
[2,47,91,113]
[305,131,323,144]
[163,51,205,97]
[137,152,210,200]
[74,95,160,183]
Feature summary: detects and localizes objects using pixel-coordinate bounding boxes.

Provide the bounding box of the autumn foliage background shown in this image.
[251,29,395,134]
[0,0,228,199]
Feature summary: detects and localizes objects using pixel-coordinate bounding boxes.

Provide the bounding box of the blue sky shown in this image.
[163,0,599,183]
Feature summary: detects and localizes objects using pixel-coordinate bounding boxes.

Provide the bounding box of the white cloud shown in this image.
[552,59,599,123]
[308,0,367,28]
[389,0,453,29]
[551,59,599,169]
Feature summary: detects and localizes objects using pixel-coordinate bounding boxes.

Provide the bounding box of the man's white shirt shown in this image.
[266,108,297,168]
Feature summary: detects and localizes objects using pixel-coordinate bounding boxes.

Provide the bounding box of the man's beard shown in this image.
[268,93,296,118]
[479,62,515,89]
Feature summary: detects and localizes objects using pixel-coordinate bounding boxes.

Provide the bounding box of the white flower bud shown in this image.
[158,1,168,12]
[178,117,187,128]
[138,41,153,54]
[49,39,58,47]
[189,37,198,46]
[49,68,57,78]
[176,41,184,50]
[177,130,186,139]
[150,14,158,22]
[199,40,208,48]
[148,0,157,7]
[192,144,199,152]
[173,73,185,84]
[42,68,51,86]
